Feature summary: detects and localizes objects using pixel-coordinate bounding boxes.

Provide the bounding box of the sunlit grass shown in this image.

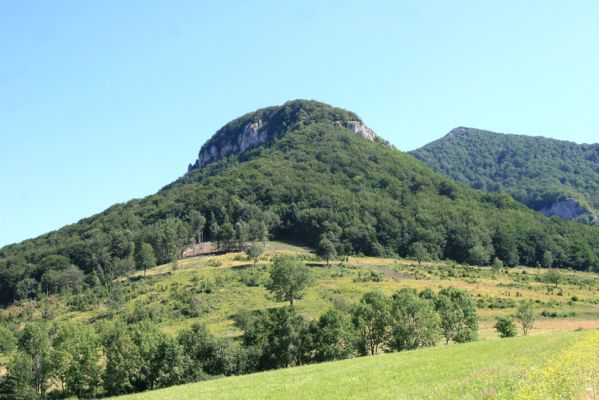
[112,330,599,400]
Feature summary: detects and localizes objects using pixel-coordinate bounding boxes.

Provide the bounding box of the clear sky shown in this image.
[1,1,598,247]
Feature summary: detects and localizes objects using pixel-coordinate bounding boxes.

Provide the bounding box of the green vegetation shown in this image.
[0,250,479,398]
[2,243,599,398]
[516,301,536,336]
[410,127,599,223]
[3,101,599,310]
[110,330,599,400]
[3,101,599,398]
[494,316,517,338]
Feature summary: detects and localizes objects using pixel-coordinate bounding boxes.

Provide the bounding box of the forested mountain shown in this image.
[2,101,599,307]
[410,127,599,224]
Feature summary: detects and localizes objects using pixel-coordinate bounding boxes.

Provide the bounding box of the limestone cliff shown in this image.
[188,100,378,172]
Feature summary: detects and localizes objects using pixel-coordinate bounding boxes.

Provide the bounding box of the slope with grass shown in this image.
[410,127,599,223]
[7,242,599,341]
[111,329,599,400]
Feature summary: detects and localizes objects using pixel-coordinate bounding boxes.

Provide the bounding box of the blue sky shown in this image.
[1,0,598,247]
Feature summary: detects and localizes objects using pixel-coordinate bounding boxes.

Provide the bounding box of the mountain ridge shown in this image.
[410,127,599,223]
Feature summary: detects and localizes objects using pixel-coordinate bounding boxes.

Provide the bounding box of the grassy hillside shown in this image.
[111,329,599,400]
[3,243,599,398]
[410,127,599,223]
[5,242,599,340]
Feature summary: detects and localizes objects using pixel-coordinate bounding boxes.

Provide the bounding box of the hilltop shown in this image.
[410,127,599,224]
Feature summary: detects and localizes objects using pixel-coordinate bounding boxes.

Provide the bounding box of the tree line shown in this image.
[0,257,479,399]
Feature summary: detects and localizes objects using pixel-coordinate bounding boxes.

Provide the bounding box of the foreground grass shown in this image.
[113,330,599,400]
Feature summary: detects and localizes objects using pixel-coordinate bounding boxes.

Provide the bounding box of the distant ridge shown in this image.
[410,127,599,224]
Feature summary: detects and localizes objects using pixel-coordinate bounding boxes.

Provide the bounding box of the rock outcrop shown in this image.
[539,198,597,223]
[188,119,268,171]
[188,101,378,172]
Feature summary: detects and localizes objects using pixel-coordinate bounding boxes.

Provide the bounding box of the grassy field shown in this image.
[3,241,599,397]
[111,329,599,400]
[5,240,599,340]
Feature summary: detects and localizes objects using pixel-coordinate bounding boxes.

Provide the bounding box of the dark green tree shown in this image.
[241,307,309,370]
[352,291,391,355]
[317,237,337,265]
[266,255,314,306]
[190,211,207,244]
[103,325,141,396]
[309,309,355,362]
[435,287,478,344]
[494,316,517,338]
[388,289,440,351]
[0,354,37,400]
[18,323,52,397]
[135,243,156,277]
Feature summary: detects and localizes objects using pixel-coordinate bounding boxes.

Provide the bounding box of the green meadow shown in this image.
[113,330,599,400]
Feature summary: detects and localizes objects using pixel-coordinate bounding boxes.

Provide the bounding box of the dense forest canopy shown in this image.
[410,127,599,223]
[2,101,599,307]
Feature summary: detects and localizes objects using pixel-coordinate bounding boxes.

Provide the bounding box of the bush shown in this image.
[494,316,517,338]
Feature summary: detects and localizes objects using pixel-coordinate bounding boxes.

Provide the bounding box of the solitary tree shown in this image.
[245,243,264,267]
[136,243,156,277]
[409,242,430,266]
[317,237,337,265]
[494,316,517,338]
[516,301,535,336]
[491,257,504,275]
[266,255,314,306]
[545,270,562,288]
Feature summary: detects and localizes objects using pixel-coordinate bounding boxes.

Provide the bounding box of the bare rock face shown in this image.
[188,119,269,171]
[540,198,597,222]
[344,120,376,141]
[444,127,469,138]
[188,117,377,172]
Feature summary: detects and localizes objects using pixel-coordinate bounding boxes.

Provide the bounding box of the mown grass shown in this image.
[112,330,599,400]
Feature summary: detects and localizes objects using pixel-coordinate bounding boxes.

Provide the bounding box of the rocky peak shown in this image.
[444,127,469,138]
[187,100,378,172]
